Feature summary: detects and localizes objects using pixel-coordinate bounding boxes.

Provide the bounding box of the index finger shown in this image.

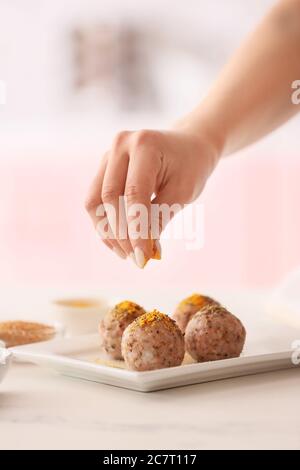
[125,140,162,268]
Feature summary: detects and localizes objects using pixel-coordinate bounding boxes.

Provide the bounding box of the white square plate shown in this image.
[10,334,297,392]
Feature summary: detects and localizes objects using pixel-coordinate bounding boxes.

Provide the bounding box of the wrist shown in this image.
[173,109,226,167]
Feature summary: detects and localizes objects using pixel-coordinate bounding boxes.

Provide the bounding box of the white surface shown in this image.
[10,334,297,393]
[1,359,300,450]
[1,288,300,449]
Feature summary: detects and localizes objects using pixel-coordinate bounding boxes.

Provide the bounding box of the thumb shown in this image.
[151,186,183,253]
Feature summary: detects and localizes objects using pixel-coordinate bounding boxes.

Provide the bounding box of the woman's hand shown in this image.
[87,0,300,267]
[85,128,220,268]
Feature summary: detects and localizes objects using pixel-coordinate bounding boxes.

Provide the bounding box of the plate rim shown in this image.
[9,333,295,384]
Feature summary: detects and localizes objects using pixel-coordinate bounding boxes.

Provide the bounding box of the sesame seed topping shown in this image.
[114,300,144,316]
[130,310,179,332]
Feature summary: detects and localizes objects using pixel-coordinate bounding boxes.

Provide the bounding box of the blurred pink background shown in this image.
[1,0,300,291]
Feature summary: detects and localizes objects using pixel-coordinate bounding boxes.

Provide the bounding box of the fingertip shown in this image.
[152,240,161,260]
[134,246,147,269]
[113,246,127,260]
[129,252,138,267]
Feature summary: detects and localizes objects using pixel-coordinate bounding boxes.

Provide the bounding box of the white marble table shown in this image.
[1,362,300,450]
[0,287,300,450]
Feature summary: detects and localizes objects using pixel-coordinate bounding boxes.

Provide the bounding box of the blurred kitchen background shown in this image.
[1,0,300,292]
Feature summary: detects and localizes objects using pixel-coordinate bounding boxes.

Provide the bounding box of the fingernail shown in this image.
[134,247,146,269]
[129,252,137,266]
[113,247,127,260]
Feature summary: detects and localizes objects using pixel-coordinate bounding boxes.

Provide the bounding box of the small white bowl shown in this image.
[50,296,109,337]
[0,347,12,384]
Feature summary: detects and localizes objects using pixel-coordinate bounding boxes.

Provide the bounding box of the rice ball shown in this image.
[173,293,220,332]
[121,310,185,371]
[185,304,246,362]
[99,300,146,359]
